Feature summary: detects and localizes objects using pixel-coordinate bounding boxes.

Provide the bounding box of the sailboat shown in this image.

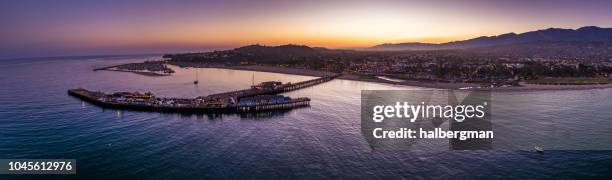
[193,69,199,84]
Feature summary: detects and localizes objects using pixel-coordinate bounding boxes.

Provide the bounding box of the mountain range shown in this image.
[166,26,612,61]
[370,26,612,52]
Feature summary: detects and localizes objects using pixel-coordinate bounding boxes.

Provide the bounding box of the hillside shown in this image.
[371,26,612,55]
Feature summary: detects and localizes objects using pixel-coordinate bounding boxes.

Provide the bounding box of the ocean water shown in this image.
[0,56,611,179]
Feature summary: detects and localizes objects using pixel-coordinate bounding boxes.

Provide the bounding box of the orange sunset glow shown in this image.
[2,0,612,58]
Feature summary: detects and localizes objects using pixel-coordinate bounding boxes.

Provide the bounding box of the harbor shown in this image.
[68,74,340,113]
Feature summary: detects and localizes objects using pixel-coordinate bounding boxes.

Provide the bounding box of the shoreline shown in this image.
[216,65,612,91]
[96,68,170,76]
[94,64,172,77]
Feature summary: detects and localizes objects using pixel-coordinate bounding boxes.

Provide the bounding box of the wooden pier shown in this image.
[68,74,340,114]
[234,74,341,99]
[277,74,340,92]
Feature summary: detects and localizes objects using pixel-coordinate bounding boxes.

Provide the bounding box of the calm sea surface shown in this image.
[0,56,611,179]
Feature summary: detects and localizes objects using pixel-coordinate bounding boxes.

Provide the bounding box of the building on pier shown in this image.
[251,81,282,90]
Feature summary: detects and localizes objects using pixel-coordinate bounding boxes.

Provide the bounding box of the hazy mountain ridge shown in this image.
[371,26,612,52]
[164,26,612,63]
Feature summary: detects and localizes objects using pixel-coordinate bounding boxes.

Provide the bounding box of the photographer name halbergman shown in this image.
[371,101,493,140]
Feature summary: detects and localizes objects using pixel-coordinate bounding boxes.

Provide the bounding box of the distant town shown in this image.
[104,27,612,89]
[158,46,612,87]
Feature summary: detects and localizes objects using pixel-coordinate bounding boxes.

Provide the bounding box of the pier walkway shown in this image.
[232,74,341,99]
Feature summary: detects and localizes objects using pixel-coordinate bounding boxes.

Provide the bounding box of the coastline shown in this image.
[216,65,612,91]
[96,68,170,76]
[94,64,172,77]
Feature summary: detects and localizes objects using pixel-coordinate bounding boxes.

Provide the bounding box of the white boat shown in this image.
[534,146,544,153]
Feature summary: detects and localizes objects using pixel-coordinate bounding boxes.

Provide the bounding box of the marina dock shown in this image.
[68,74,339,113]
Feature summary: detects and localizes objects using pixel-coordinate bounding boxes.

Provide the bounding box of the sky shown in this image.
[2,0,612,59]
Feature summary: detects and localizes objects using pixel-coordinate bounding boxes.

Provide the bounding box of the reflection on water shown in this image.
[0,56,611,179]
[239,107,309,120]
[116,110,123,119]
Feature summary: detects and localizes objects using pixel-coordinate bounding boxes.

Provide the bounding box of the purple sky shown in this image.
[2,0,612,59]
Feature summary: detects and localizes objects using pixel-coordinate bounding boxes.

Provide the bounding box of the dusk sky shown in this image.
[2,0,612,59]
